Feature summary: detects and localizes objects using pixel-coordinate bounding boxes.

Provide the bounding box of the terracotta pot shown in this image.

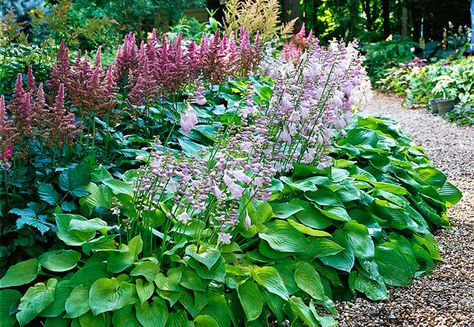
[437,99,455,115]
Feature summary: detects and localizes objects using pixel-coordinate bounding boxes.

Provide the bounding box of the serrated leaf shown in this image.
[38,183,60,205]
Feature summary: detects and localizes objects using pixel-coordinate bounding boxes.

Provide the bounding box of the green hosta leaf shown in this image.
[319,231,355,272]
[39,250,81,272]
[345,128,381,147]
[112,305,141,327]
[136,279,155,304]
[64,284,90,318]
[69,262,110,287]
[102,178,133,196]
[280,176,318,192]
[0,289,22,327]
[108,235,143,273]
[374,242,415,286]
[194,315,219,327]
[38,183,60,205]
[318,206,352,221]
[248,200,273,225]
[185,244,221,270]
[251,266,289,301]
[135,297,168,327]
[39,280,72,318]
[349,271,388,301]
[294,262,325,300]
[80,183,112,209]
[270,202,304,218]
[0,258,39,288]
[179,267,208,291]
[342,221,375,259]
[89,278,136,315]
[372,182,407,195]
[289,296,319,327]
[198,293,230,327]
[155,268,182,292]
[259,220,306,253]
[439,181,462,207]
[304,238,345,258]
[415,166,447,187]
[16,278,57,326]
[69,218,112,234]
[287,219,331,237]
[78,311,111,326]
[44,316,70,327]
[305,188,343,207]
[237,280,263,321]
[291,199,333,229]
[130,262,160,282]
[55,214,96,246]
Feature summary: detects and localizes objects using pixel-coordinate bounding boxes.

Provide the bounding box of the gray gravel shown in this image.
[336,93,474,327]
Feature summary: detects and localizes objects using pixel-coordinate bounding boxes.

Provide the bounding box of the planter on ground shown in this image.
[437,99,456,115]
[429,98,439,113]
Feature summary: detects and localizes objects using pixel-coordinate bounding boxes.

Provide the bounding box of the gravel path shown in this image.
[336,93,474,327]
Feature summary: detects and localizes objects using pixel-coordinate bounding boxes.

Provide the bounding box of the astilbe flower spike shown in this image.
[8,74,32,137]
[47,83,81,148]
[47,39,70,100]
[0,96,19,162]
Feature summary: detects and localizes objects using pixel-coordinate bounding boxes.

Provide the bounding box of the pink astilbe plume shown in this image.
[8,74,32,137]
[31,83,51,136]
[47,40,70,100]
[47,83,81,148]
[0,96,19,162]
[236,28,263,77]
[282,24,313,63]
[27,65,37,93]
[114,32,139,84]
[128,43,157,105]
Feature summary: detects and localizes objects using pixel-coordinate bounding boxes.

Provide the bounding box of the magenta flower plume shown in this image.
[8,74,32,137]
[31,83,51,135]
[27,65,37,93]
[0,96,19,161]
[47,39,70,100]
[47,83,80,148]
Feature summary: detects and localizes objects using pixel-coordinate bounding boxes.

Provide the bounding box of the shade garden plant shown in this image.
[0,23,461,327]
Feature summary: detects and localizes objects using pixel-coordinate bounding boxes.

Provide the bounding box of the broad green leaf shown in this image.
[305,188,343,207]
[0,289,22,327]
[345,128,380,147]
[69,218,112,234]
[108,236,143,273]
[248,200,273,225]
[155,268,182,292]
[372,182,407,195]
[64,285,90,318]
[194,315,219,327]
[38,183,60,205]
[294,262,325,300]
[318,206,352,222]
[259,220,306,253]
[102,178,133,196]
[112,305,141,327]
[39,250,81,272]
[198,293,230,327]
[136,279,154,304]
[374,242,415,286]
[287,219,331,237]
[80,183,112,209]
[69,262,110,287]
[58,162,91,197]
[291,199,333,229]
[44,316,70,327]
[0,258,39,288]
[439,181,462,207]
[304,238,345,258]
[78,311,111,326]
[130,262,160,282]
[289,296,319,327]
[89,278,136,315]
[270,202,304,219]
[185,244,221,270]
[251,266,289,301]
[179,267,208,291]
[342,221,375,259]
[16,279,57,326]
[135,297,168,327]
[55,214,96,246]
[348,272,387,301]
[279,176,318,192]
[237,280,263,321]
[39,280,72,317]
[415,166,447,187]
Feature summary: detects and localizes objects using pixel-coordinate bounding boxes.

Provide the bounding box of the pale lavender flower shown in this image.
[180,104,198,133]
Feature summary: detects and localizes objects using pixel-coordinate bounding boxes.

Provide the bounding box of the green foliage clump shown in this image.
[0,115,461,326]
[362,35,416,84]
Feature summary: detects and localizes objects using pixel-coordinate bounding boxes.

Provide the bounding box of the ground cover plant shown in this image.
[0,14,462,327]
[378,56,474,126]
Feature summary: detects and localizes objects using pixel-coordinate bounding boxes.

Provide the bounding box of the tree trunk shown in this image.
[362,0,373,32]
[382,0,391,37]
